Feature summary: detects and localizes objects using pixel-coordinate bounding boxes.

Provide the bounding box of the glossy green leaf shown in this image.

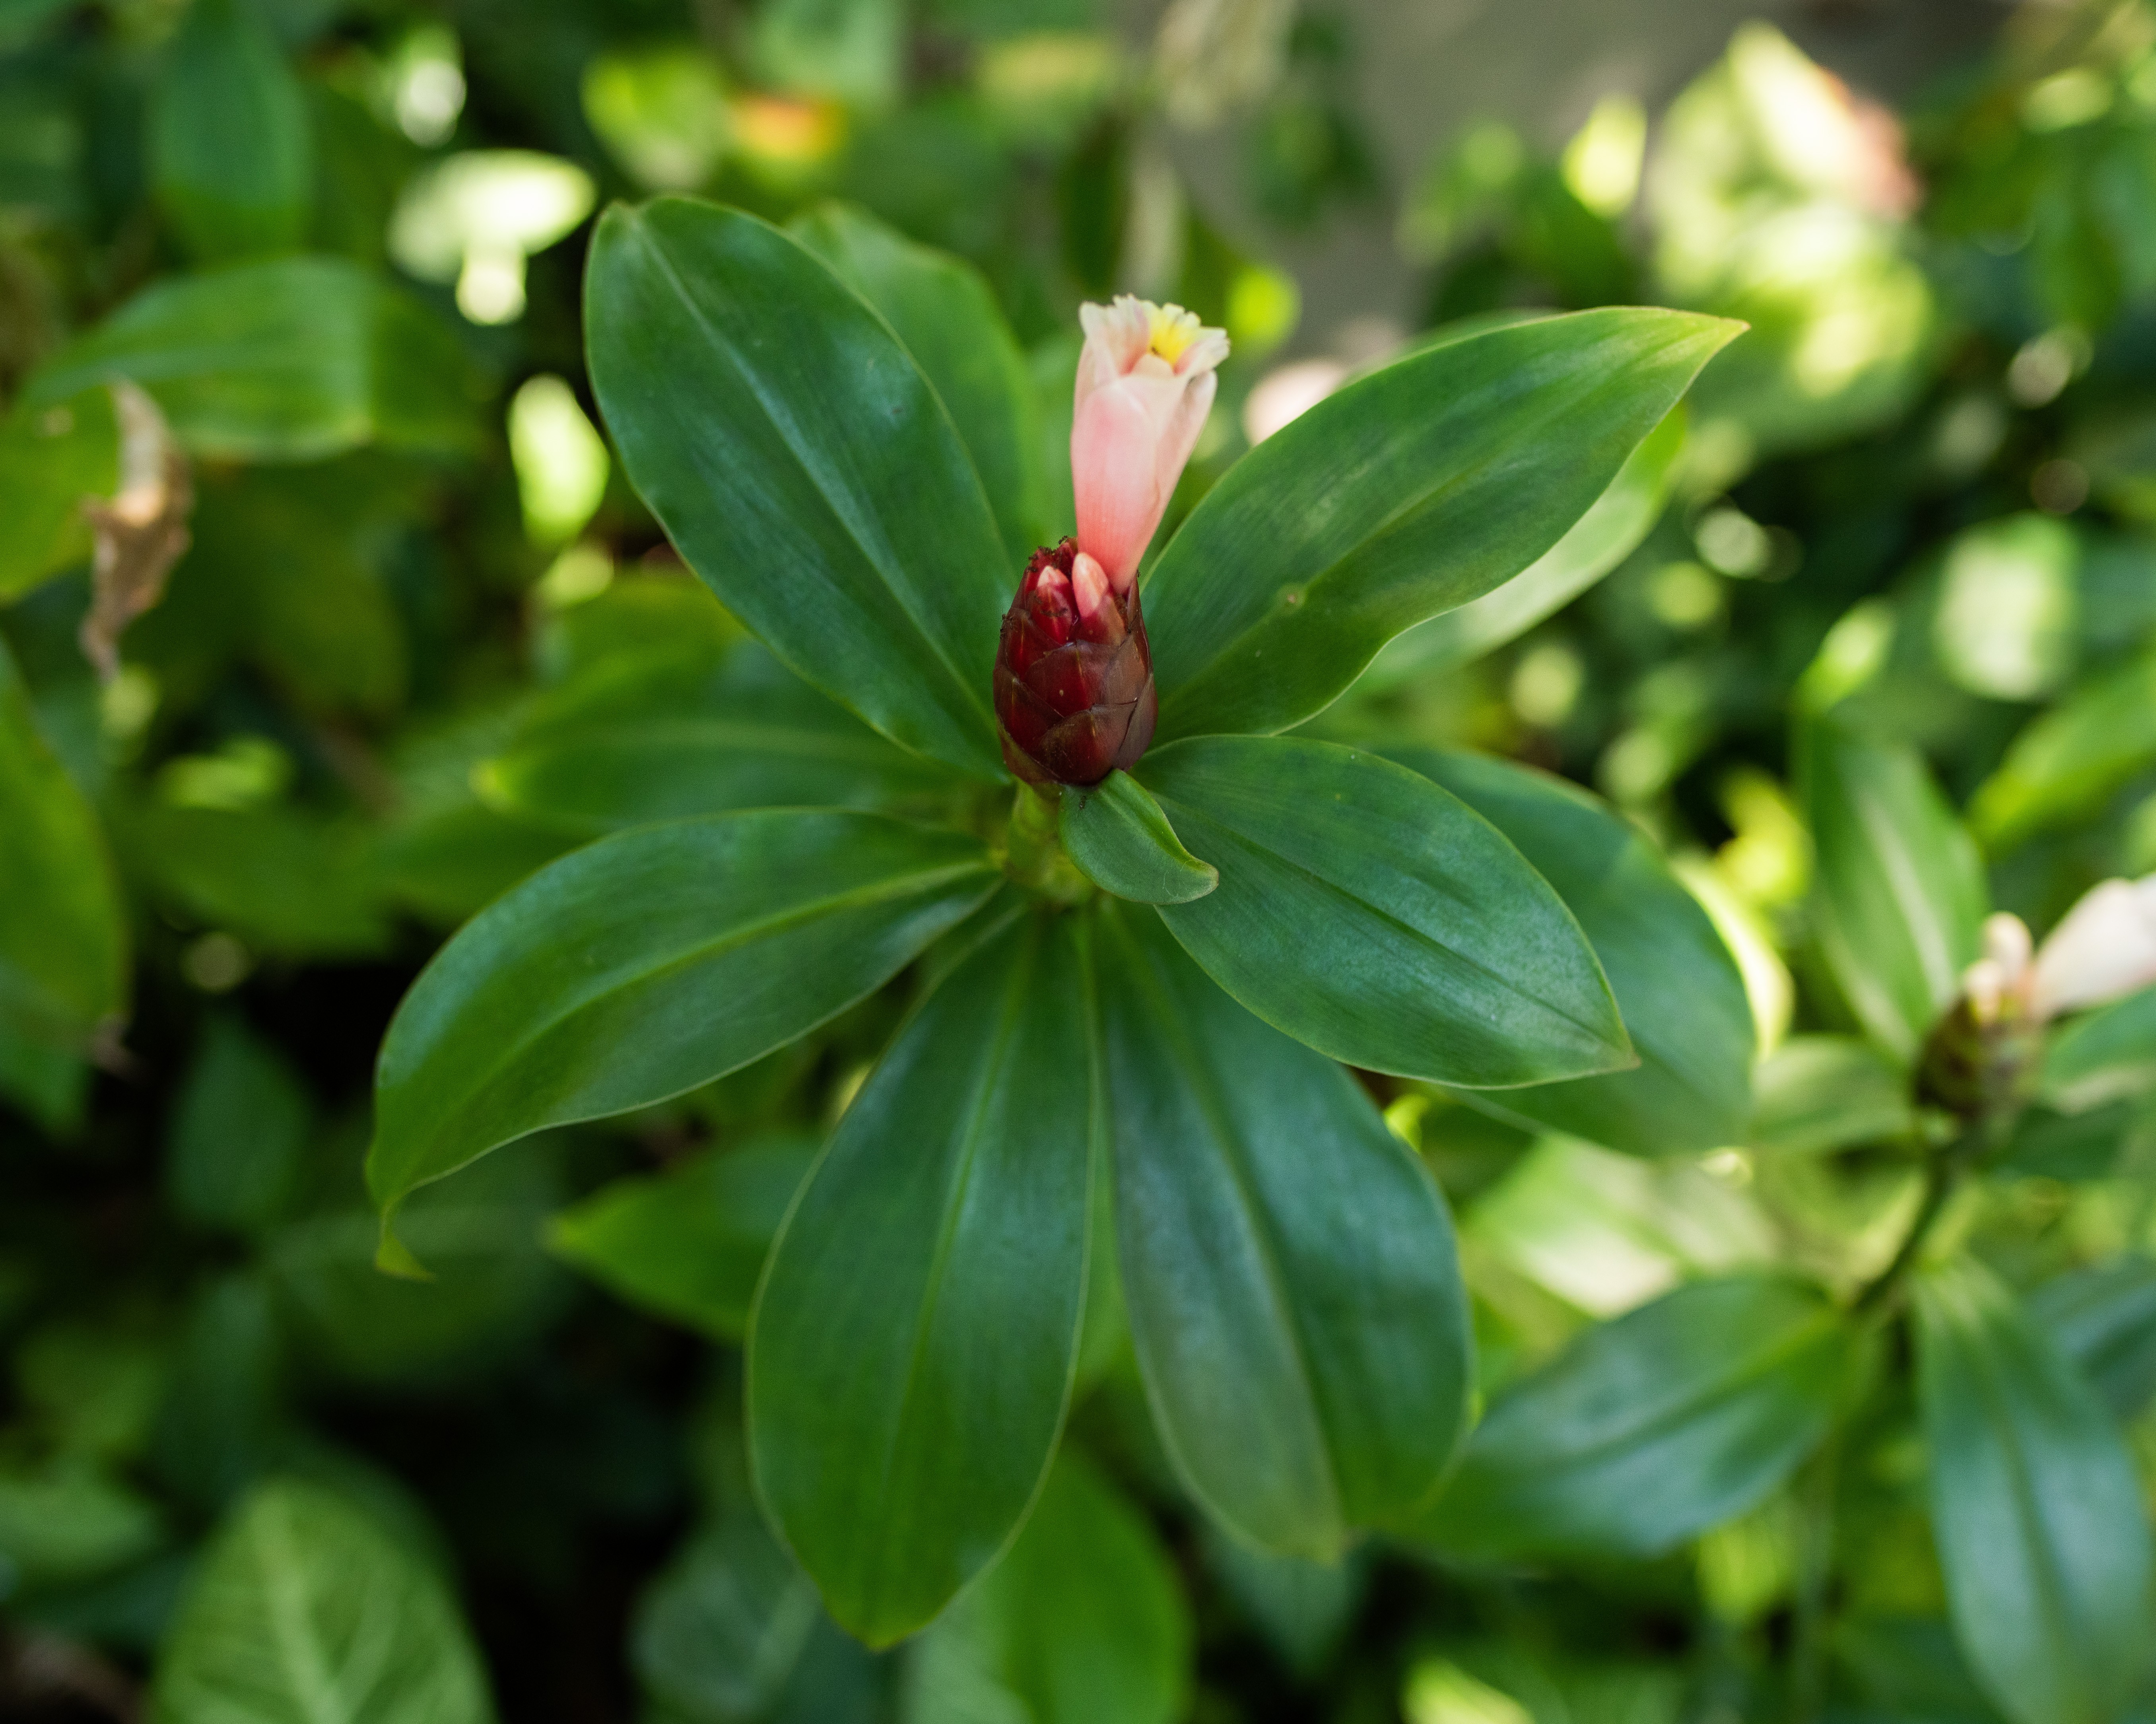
[1097,906,1472,1558]
[585,198,1010,777]
[1393,746,1752,1155]
[0,640,126,1048]
[479,642,954,836]
[1801,717,1987,1060]
[633,1510,822,1722]
[749,913,1095,1646]
[1915,1258,2155,1724]
[148,0,311,262]
[152,1479,496,1724]
[1409,1275,1851,1560]
[1145,308,1740,740]
[1748,1034,1916,1155]
[2041,985,2156,1113]
[906,1450,1190,1724]
[1059,771,1217,905]
[1137,735,1627,1086]
[2029,1253,2156,1422]
[1970,650,2156,850]
[1360,406,1684,685]
[789,201,1046,564]
[549,1133,816,1341]
[0,389,116,601]
[23,257,480,462]
[367,811,996,1236]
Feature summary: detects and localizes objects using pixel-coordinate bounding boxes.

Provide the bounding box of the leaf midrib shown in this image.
[1155,785,1618,1063]
[410,855,992,1169]
[628,217,996,748]
[1117,912,1344,1537]
[1159,327,1686,703]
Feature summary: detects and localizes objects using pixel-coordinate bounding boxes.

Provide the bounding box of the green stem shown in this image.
[1851,1151,1962,1316]
[1786,1426,1841,1724]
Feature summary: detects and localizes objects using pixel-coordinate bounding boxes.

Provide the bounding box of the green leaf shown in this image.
[367,810,995,1235]
[905,1450,1191,1724]
[749,913,1095,1646]
[789,202,1046,564]
[0,1464,165,1591]
[1058,772,1217,905]
[0,389,116,601]
[1915,1258,2155,1724]
[151,1479,496,1724]
[584,198,1011,778]
[1136,735,1627,1086]
[1970,651,2156,850]
[1360,406,1685,685]
[479,643,953,836]
[1408,1275,1851,1560]
[1144,308,1741,740]
[1800,717,1987,1061]
[166,1015,311,1237]
[23,257,480,462]
[2041,985,2156,1113]
[148,0,312,262]
[1391,746,1752,1154]
[1097,906,1472,1558]
[0,639,126,1048]
[1748,1034,1916,1155]
[273,1145,571,1389]
[633,1511,823,1721]
[2029,1253,2156,1423]
[548,1132,816,1341]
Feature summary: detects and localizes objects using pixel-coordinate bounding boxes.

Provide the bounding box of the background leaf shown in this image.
[1098,906,1472,1559]
[1139,735,1627,1086]
[750,913,1095,1647]
[1801,717,1987,1060]
[0,639,125,1047]
[548,1132,816,1341]
[2041,985,2156,1114]
[479,641,954,836]
[1144,307,1740,740]
[2029,1253,2156,1423]
[367,810,995,1230]
[1410,1274,1851,1560]
[151,1478,496,1724]
[23,258,480,462]
[904,1450,1190,1724]
[585,198,1011,777]
[1915,1257,2155,1724]
[148,0,312,262]
[1393,746,1753,1155]
[789,201,1047,565]
[633,1509,824,1722]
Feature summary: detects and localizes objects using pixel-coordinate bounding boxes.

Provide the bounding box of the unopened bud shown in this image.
[994,538,1156,787]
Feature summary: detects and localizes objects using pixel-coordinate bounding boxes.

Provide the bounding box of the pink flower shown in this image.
[1071,295,1229,593]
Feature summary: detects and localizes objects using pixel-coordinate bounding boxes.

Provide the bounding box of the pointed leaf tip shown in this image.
[1061,772,1218,905]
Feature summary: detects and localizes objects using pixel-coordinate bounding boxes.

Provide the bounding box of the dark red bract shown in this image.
[993,538,1156,787]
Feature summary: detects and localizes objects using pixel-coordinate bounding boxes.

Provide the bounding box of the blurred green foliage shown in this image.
[4,0,2156,1720]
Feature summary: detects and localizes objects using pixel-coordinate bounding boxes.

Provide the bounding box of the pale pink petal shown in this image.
[2031,876,2156,1018]
[1071,551,1110,618]
[1072,382,1162,592]
[1075,297,1151,409]
[1152,367,1215,504]
[1176,326,1231,377]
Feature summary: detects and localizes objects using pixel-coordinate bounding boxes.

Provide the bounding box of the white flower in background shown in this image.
[1958,877,2156,1025]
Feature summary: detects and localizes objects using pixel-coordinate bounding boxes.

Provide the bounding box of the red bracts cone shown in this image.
[994,538,1156,786]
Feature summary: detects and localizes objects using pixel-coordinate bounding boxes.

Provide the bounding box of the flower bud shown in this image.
[1071,295,1229,592]
[994,538,1155,786]
[2030,874,2156,1019]
[1916,914,2039,1119]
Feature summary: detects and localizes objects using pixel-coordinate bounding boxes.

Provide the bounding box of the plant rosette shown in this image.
[363,195,1740,1644]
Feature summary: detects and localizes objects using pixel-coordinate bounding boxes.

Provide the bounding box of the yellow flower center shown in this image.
[1145,302,1203,365]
